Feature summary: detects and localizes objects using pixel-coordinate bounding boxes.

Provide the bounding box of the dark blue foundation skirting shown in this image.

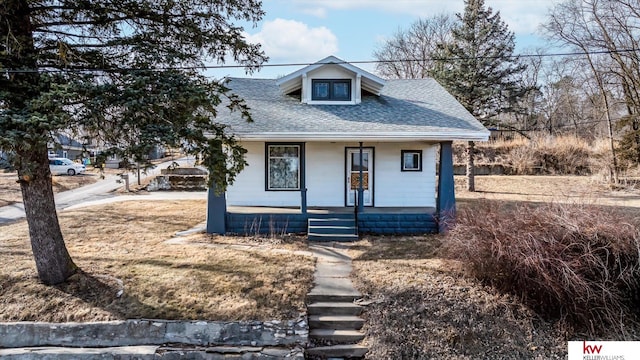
[357,213,437,235]
[225,213,308,235]
[225,212,437,236]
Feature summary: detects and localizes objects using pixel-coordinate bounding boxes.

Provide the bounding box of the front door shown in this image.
[346,148,373,206]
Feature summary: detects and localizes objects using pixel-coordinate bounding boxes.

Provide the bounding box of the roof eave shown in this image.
[231,131,490,142]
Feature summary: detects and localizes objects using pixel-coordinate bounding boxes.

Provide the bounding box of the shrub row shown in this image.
[453,135,613,176]
[443,201,640,337]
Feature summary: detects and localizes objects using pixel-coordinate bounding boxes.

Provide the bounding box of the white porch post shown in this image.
[358,141,364,213]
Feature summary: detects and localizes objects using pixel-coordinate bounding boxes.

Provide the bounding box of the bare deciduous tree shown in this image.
[544,0,640,181]
[373,14,455,79]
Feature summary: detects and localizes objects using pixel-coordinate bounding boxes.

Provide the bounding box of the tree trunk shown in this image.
[466,141,475,192]
[6,0,78,285]
[18,146,78,285]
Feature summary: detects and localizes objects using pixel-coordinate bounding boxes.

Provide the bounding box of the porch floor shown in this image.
[227,206,436,215]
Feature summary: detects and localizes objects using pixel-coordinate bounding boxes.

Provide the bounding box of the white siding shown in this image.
[373,143,436,207]
[305,142,346,206]
[226,141,437,208]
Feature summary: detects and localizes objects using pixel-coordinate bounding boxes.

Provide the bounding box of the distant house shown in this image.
[103,145,167,169]
[206,56,489,238]
[48,134,93,160]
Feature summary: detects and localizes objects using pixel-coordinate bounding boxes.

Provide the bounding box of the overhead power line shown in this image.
[2,48,639,74]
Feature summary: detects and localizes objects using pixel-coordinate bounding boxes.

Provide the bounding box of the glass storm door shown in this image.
[346,148,373,206]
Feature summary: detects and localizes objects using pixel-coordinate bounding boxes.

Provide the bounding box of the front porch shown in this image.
[206,141,456,237]
[224,207,438,237]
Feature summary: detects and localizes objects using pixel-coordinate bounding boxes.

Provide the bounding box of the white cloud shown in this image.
[300,6,327,18]
[245,18,338,62]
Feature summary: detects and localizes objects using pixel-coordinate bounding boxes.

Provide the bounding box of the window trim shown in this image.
[265,142,304,191]
[401,150,422,172]
[311,79,352,101]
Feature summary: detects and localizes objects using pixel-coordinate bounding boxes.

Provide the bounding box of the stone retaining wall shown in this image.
[146,167,208,191]
[146,175,208,191]
[0,318,307,348]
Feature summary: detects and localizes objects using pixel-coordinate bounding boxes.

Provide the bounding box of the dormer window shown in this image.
[312,79,351,101]
[275,55,385,105]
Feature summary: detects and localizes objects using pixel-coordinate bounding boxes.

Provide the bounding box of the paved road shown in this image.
[0,157,204,225]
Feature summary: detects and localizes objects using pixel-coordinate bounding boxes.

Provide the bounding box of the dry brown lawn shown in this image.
[0,168,110,207]
[0,200,314,322]
[455,175,640,207]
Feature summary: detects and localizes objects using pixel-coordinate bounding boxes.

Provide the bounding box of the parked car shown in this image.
[48,158,86,176]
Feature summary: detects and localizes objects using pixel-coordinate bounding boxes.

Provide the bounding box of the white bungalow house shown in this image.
[206,56,489,239]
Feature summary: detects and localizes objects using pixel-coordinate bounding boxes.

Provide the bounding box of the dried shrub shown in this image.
[454,135,607,175]
[530,135,593,175]
[443,201,640,337]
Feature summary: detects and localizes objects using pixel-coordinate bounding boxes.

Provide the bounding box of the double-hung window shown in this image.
[312,79,351,101]
[266,144,300,190]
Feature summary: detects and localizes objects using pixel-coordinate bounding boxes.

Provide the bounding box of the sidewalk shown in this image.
[0,157,200,224]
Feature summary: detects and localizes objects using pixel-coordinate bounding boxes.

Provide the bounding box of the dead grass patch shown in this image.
[0,169,105,207]
[350,236,567,359]
[181,233,310,252]
[455,175,640,211]
[0,200,313,322]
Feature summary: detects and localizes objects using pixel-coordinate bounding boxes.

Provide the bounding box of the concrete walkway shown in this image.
[0,157,198,224]
[308,244,361,300]
[306,243,368,359]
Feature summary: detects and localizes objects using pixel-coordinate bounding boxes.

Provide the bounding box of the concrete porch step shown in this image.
[308,302,362,316]
[308,218,356,227]
[310,329,365,343]
[308,225,357,235]
[307,293,362,303]
[308,214,358,242]
[308,233,359,242]
[309,315,364,330]
[306,344,369,358]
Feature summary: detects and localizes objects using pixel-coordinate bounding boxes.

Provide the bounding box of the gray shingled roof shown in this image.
[217,77,489,141]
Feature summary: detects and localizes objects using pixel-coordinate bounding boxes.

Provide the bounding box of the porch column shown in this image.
[300,143,307,214]
[437,141,456,233]
[358,142,364,213]
[206,185,226,234]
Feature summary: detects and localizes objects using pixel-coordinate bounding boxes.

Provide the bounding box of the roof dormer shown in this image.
[275,56,386,105]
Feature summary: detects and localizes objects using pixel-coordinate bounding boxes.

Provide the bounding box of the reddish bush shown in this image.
[443,201,640,336]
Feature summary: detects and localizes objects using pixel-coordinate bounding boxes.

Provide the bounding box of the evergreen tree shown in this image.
[432,0,529,191]
[0,0,266,284]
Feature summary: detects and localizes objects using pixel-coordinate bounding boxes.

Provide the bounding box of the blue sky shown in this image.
[210,0,559,79]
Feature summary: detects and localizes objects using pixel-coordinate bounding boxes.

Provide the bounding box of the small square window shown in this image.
[401,150,422,172]
[332,82,350,100]
[313,82,330,100]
